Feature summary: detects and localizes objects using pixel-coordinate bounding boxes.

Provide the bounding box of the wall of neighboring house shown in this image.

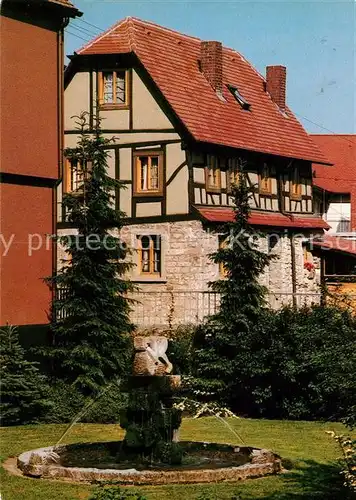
[0,185,54,326]
[313,189,352,235]
[324,194,351,233]
[0,5,63,326]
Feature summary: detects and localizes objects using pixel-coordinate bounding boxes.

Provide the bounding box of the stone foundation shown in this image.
[57,220,322,326]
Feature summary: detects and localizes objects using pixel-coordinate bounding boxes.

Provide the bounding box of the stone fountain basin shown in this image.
[17,441,282,485]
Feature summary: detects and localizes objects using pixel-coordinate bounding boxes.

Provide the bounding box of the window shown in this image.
[227,84,251,110]
[64,158,85,193]
[267,233,280,255]
[205,155,221,193]
[259,163,272,195]
[218,235,228,277]
[137,235,161,276]
[303,246,313,263]
[226,158,240,194]
[290,166,302,200]
[98,70,128,107]
[336,218,351,233]
[313,195,323,217]
[133,151,163,196]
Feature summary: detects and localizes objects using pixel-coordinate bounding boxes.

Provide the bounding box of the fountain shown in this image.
[120,335,183,465]
[16,335,282,484]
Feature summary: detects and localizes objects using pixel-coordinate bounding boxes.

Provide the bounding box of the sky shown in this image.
[65,0,355,135]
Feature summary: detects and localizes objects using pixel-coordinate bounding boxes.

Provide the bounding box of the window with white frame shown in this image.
[98,70,128,106]
[133,151,163,196]
[226,158,240,194]
[205,154,221,193]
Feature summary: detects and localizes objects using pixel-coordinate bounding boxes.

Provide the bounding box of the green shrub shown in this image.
[88,486,147,500]
[329,432,356,493]
[166,324,196,375]
[192,305,356,421]
[343,406,356,430]
[0,325,51,426]
[259,305,356,421]
[43,380,128,424]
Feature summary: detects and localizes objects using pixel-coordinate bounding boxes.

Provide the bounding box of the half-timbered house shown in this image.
[60,17,331,322]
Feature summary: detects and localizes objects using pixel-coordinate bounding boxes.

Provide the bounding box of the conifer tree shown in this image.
[192,169,271,410]
[210,170,271,319]
[46,112,134,396]
[0,325,50,425]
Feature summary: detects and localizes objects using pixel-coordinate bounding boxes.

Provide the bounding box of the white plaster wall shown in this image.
[119,148,132,180]
[100,109,130,130]
[106,150,115,178]
[325,201,351,233]
[64,72,90,130]
[132,70,173,129]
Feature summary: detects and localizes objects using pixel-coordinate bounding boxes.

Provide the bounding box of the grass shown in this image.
[1,418,354,500]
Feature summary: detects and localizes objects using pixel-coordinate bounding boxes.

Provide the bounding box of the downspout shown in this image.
[52,17,70,319]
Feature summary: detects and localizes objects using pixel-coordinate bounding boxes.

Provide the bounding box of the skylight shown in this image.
[227,84,251,110]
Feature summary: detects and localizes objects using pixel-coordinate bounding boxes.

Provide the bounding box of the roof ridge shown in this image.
[77,17,129,54]
[126,17,137,51]
[128,16,201,42]
[311,133,356,137]
[72,16,329,164]
[130,18,267,83]
[75,16,265,84]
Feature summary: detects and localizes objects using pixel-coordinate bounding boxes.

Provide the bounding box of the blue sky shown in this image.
[66,0,355,134]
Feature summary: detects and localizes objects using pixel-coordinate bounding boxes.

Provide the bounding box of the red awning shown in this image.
[197,207,330,229]
[310,236,356,256]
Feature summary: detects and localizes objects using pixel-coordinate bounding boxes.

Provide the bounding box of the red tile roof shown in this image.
[311,236,356,256]
[77,17,329,164]
[311,135,356,193]
[197,207,329,229]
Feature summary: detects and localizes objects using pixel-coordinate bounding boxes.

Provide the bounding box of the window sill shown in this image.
[132,191,163,198]
[131,276,167,284]
[206,187,222,194]
[290,194,302,201]
[99,104,130,111]
[63,190,84,196]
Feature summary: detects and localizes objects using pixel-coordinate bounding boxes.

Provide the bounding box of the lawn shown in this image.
[0,418,353,500]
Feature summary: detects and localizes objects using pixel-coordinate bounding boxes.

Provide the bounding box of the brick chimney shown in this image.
[266,65,286,110]
[200,41,223,95]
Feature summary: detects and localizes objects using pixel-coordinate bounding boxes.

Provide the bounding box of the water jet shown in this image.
[17,335,281,485]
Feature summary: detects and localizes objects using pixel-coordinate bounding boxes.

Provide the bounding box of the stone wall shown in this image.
[265,231,321,309]
[57,221,322,326]
[120,221,218,291]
